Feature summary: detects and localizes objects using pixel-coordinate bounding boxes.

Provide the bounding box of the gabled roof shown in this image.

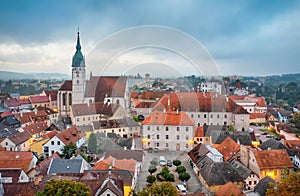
[216,137,240,162]
[142,110,194,126]
[93,156,137,174]
[0,168,26,183]
[250,113,266,119]
[104,149,144,162]
[48,158,84,174]
[229,159,252,179]
[139,91,166,100]
[0,123,19,140]
[71,102,119,117]
[55,126,85,145]
[194,126,204,137]
[4,98,20,108]
[215,182,245,196]
[31,152,60,176]
[0,111,13,118]
[59,80,72,91]
[0,151,34,172]
[214,131,252,145]
[254,176,275,196]
[19,98,31,105]
[259,139,286,150]
[85,76,127,102]
[0,115,20,127]
[96,178,124,196]
[134,102,155,109]
[276,123,293,133]
[29,95,49,103]
[14,111,49,124]
[188,143,209,163]
[8,131,32,145]
[44,90,58,101]
[253,149,294,169]
[23,122,48,135]
[284,140,300,151]
[36,106,57,115]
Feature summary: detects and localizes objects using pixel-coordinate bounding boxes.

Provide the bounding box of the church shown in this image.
[57,31,129,118]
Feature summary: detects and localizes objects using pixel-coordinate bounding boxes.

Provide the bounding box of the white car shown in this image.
[176,184,187,195]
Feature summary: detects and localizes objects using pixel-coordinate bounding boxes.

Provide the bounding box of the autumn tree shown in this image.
[266,172,300,196]
[61,142,77,159]
[36,179,90,196]
[88,133,97,154]
[137,182,178,196]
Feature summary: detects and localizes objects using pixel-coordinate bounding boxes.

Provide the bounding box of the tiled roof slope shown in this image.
[216,137,240,162]
[253,149,294,169]
[0,151,34,172]
[59,80,72,91]
[55,126,84,145]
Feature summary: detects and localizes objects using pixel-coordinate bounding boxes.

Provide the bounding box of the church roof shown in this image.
[72,31,85,67]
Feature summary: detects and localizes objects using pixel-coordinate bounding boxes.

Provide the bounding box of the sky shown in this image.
[0,0,299,77]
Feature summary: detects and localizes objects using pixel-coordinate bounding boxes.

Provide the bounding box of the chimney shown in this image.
[163,109,166,114]
[167,95,170,107]
[176,109,179,114]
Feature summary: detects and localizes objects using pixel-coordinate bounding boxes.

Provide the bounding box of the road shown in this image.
[250,125,269,143]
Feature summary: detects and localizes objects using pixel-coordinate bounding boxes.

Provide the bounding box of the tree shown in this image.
[267,172,300,196]
[146,175,156,184]
[173,160,181,166]
[36,179,90,196]
[137,182,178,196]
[291,112,300,129]
[176,166,186,174]
[61,142,77,159]
[179,172,191,182]
[87,133,97,154]
[228,124,234,131]
[148,165,157,175]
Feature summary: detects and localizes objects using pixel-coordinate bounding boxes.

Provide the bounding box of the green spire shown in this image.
[72,29,85,67]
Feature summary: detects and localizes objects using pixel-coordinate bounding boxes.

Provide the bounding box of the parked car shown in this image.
[167,160,172,167]
[148,147,153,153]
[176,184,187,195]
[154,147,159,153]
[159,156,166,166]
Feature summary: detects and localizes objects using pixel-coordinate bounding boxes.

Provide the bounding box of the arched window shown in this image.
[62,93,66,105]
[69,93,72,105]
[116,99,120,105]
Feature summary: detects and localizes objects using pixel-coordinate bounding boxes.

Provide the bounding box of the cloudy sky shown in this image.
[0,0,299,77]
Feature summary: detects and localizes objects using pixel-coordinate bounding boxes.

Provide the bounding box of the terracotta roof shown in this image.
[55,126,85,145]
[216,137,240,162]
[250,113,266,119]
[188,143,209,163]
[29,95,49,103]
[215,182,245,196]
[130,92,139,98]
[8,131,32,145]
[37,106,57,115]
[71,102,118,117]
[14,111,49,124]
[19,98,31,104]
[86,76,127,102]
[194,126,204,137]
[253,149,294,169]
[4,98,20,107]
[139,91,166,100]
[59,80,72,91]
[276,123,293,133]
[284,140,300,151]
[23,122,48,135]
[229,96,267,107]
[0,111,13,118]
[46,130,58,139]
[3,182,42,196]
[0,168,25,183]
[44,90,58,101]
[134,102,155,108]
[142,110,194,126]
[0,151,34,172]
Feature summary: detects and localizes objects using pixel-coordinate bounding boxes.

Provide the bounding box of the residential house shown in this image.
[153,92,250,131]
[0,168,29,183]
[0,131,31,151]
[258,139,286,151]
[142,110,195,151]
[284,140,300,168]
[4,98,20,111]
[197,81,222,94]
[19,98,31,109]
[240,146,294,181]
[47,156,91,174]
[22,122,48,141]
[42,126,85,157]
[36,106,59,124]
[0,115,20,128]
[193,126,210,144]
[229,96,267,114]
[29,95,50,109]
[0,123,19,141]
[41,90,58,110]
[205,144,223,162]
[0,151,38,173]
[215,182,245,196]
[104,149,144,168]
[188,143,210,175]
[14,110,50,127]
[93,117,141,138]
[216,137,240,162]
[275,123,298,140]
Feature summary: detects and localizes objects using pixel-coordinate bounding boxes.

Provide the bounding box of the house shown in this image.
[93,117,141,138]
[29,95,50,109]
[253,176,275,196]
[0,151,38,173]
[284,140,300,168]
[0,131,32,151]
[250,113,266,124]
[215,182,245,196]
[197,81,222,94]
[193,126,210,144]
[42,126,85,157]
[0,123,19,141]
[197,156,244,193]
[36,106,59,124]
[216,137,240,162]
[30,138,50,156]
[3,98,20,111]
[229,96,267,114]
[275,123,298,140]
[0,168,29,183]
[19,98,31,109]
[240,147,294,181]
[22,122,48,141]
[142,110,195,151]
[40,90,58,110]
[14,110,50,127]
[258,139,286,151]
[205,144,223,162]
[0,115,20,128]
[47,156,91,174]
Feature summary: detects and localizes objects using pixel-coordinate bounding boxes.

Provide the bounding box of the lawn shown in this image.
[260,128,280,139]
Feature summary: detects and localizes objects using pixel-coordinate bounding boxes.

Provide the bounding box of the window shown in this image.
[5,142,8,146]
[191,114,194,118]
[119,129,121,132]
[186,135,189,140]
[57,141,60,145]
[186,127,189,131]
[166,127,169,131]
[254,181,257,185]
[200,138,203,142]
[242,116,244,121]
[198,114,200,118]
[166,135,169,139]
[51,150,54,154]
[210,114,213,118]
[217,114,219,118]
[123,129,125,132]
[249,181,252,185]
[147,135,150,139]
[77,80,79,84]
[198,123,200,126]
[166,143,168,147]
[186,144,189,148]
[177,127,179,131]
[177,135,180,140]
[83,117,85,121]
[204,114,207,118]
[147,126,150,131]
[156,135,159,139]
[51,141,54,145]
[77,118,79,122]
[156,126,159,131]
[157,143,159,147]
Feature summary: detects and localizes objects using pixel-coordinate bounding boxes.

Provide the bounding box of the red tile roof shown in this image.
[14,111,49,124]
[284,140,300,151]
[4,98,20,107]
[71,102,119,117]
[59,80,72,91]
[23,122,48,135]
[134,102,155,108]
[139,91,166,100]
[216,137,240,162]
[194,126,204,137]
[55,126,85,145]
[19,98,31,105]
[0,151,34,172]
[29,95,49,103]
[253,149,294,169]
[215,182,245,196]
[0,111,13,118]
[44,90,58,101]
[229,96,267,107]
[250,113,266,119]
[142,110,194,126]
[8,131,32,145]
[130,92,139,99]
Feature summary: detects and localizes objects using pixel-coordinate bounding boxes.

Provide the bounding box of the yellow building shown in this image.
[30,138,49,156]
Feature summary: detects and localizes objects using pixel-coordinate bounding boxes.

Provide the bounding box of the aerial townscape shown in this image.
[1,1,300,196]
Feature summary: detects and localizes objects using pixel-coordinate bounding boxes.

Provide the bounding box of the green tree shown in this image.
[137,182,178,196]
[87,133,97,154]
[228,124,234,131]
[148,165,157,175]
[146,175,156,184]
[61,142,77,159]
[176,166,186,174]
[291,112,300,129]
[267,172,300,196]
[164,173,175,182]
[179,172,191,182]
[36,179,90,196]
[173,160,181,166]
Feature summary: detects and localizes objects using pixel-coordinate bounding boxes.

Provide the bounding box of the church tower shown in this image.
[71,30,86,104]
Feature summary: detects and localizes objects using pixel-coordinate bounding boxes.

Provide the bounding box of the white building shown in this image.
[197,81,222,94]
[142,110,194,151]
